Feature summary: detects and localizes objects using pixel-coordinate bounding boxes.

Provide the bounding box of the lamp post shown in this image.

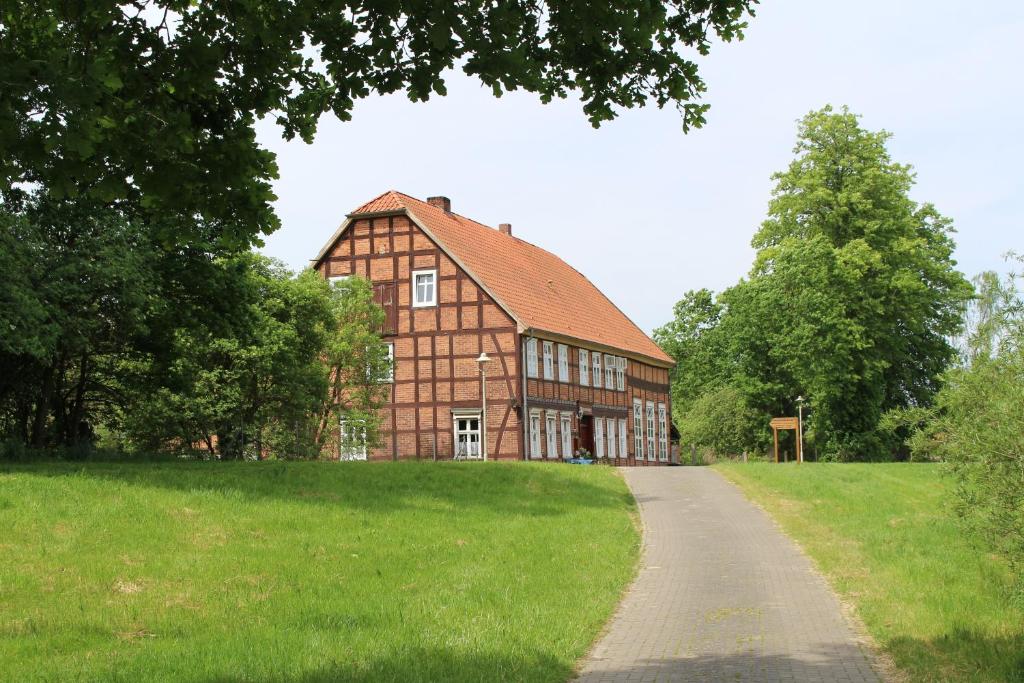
[796,395,805,464]
[476,352,491,461]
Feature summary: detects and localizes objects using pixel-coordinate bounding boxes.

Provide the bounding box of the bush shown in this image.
[677,385,764,459]
[911,262,1024,598]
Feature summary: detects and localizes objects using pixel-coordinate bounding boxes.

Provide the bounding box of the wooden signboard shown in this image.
[770,416,802,463]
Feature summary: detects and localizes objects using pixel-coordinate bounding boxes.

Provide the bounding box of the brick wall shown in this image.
[524,339,672,466]
[319,214,521,460]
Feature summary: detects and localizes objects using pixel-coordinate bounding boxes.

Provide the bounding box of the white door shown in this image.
[560,415,573,458]
[455,417,481,459]
[530,413,542,458]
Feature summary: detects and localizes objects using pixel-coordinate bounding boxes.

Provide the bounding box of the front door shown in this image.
[577,415,595,458]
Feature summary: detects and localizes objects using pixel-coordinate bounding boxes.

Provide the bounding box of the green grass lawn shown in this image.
[0,460,639,682]
[715,462,1024,683]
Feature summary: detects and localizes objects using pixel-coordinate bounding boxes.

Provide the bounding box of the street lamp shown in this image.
[476,352,491,461]
[796,396,805,464]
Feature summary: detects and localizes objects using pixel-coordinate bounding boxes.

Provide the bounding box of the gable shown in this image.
[314,191,674,367]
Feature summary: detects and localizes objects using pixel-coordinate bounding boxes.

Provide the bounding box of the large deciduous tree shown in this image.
[118,257,391,459]
[1,0,756,249]
[659,106,972,460]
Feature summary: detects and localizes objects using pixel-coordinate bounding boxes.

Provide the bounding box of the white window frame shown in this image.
[339,417,367,461]
[579,349,589,386]
[658,402,669,462]
[617,419,628,459]
[546,411,559,459]
[646,401,657,461]
[453,411,482,460]
[592,353,603,388]
[557,344,569,382]
[411,269,437,308]
[529,410,542,458]
[606,417,617,460]
[384,342,394,382]
[560,412,573,458]
[328,274,351,286]
[526,338,538,378]
[615,358,626,391]
[542,341,554,380]
[604,354,616,389]
[633,399,644,459]
[594,417,605,458]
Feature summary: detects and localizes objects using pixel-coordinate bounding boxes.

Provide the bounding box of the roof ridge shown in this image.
[328,190,674,365]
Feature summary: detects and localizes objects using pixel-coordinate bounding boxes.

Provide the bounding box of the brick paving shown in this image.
[576,467,881,683]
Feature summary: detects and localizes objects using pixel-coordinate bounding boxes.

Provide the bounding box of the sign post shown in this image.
[769,417,801,463]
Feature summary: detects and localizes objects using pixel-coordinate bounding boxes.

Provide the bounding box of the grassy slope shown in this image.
[0,461,639,683]
[716,462,1024,683]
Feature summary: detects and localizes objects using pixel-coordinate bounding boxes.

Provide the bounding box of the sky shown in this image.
[257,1,1024,336]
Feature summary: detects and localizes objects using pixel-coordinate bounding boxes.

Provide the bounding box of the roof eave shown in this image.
[402,206,525,330]
[522,327,676,369]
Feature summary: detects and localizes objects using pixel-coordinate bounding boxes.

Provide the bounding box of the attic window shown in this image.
[412,269,437,307]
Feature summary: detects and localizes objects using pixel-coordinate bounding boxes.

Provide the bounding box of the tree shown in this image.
[314,277,393,459]
[0,198,155,448]
[118,256,391,459]
[657,107,973,460]
[738,106,973,459]
[654,289,725,412]
[908,259,1023,595]
[676,385,762,459]
[1,1,756,249]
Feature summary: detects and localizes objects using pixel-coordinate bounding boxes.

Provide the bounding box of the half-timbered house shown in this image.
[312,191,675,464]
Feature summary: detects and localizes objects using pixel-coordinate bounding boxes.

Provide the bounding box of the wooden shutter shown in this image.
[373,282,398,336]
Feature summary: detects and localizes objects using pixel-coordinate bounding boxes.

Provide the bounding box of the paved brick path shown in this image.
[576,467,881,683]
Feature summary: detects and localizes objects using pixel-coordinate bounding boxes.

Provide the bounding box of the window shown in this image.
[633,399,644,459]
[453,413,482,459]
[529,410,542,458]
[658,403,669,462]
[646,402,656,461]
[594,417,605,458]
[373,282,398,335]
[615,357,626,391]
[384,343,394,382]
[579,349,589,386]
[542,341,554,380]
[328,274,351,285]
[606,418,617,460]
[526,338,538,378]
[557,344,569,382]
[560,413,573,458]
[618,419,628,459]
[592,353,603,388]
[412,269,437,307]
[546,412,559,459]
[339,417,367,461]
[604,354,615,389]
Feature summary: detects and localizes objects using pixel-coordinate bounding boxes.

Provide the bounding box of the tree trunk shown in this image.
[31,364,56,447]
[67,354,89,446]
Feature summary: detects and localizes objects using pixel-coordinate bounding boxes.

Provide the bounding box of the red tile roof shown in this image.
[328,190,673,366]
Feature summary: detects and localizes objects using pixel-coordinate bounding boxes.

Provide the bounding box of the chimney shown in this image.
[427,196,451,212]
[498,223,512,236]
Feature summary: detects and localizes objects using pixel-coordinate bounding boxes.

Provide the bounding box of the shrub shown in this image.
[911,262,1024,598]
[677,385,763,459]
